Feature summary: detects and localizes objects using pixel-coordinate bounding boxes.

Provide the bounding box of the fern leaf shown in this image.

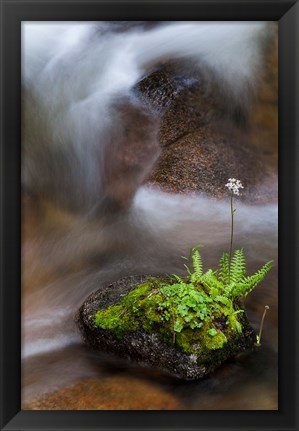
[201,271,223,293]
[229,282,249,297]
[214,295,231,306]
[191,248,203,281]
[219,252,230,284]
[228,260,273,297]
[230,249,246,283]
[223,282,234,298]
[241,260,273,296]
[172,274,184,284]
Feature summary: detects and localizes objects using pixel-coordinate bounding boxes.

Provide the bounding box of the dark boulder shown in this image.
[134,50,278,204]
[76,275,256,380]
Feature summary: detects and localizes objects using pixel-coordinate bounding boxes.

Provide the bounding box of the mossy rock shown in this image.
[76,275,256,380]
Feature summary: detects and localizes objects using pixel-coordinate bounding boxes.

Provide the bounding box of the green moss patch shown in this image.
[92,246,272,364]
[93,277,247,363]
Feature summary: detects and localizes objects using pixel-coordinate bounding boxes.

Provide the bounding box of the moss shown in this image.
[121,282,152,309]
[176,329,203,354]
[93,280,159,337]
[93,305,139,339]
[204,330,227,350]
[93,277,244,358]
[175,322,227,358]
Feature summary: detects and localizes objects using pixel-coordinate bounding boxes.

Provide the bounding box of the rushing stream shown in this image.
[22,22,278,409]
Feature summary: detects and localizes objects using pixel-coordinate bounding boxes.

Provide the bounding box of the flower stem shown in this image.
[228,191,234,283]
[256,305,270,346]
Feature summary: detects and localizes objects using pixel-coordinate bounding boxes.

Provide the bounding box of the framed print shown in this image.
[0,1,298,430]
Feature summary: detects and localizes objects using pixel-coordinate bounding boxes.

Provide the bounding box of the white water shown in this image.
[22,189,278,357]
[22,188,278,405]
[22,21,272,212]
[21,22,278,407]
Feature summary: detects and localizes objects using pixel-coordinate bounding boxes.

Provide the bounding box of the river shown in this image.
[21,21,278,410]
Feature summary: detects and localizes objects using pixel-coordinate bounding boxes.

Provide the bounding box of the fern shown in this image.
[183,248,272,299]
[172,274,185,284]
[227,282,247,298]
[226,260,273,298]
[230,249,246,283]
[201,270,222,295]
[159,247,273,337]
[214,295,231,306]
[241,261,273,296]
[222,281,234,297]
[219,252,230,284]
[190,246,203,282]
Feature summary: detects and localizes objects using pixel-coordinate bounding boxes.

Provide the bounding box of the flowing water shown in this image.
[21,22,278,409]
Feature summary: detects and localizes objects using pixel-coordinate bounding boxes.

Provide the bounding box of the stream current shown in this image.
[22,22,278,409]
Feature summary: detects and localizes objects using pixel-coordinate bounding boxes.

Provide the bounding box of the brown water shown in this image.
[21,21,278,410]
[22,188,278,410]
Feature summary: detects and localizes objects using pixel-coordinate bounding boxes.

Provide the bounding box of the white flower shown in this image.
[225,178,244,196]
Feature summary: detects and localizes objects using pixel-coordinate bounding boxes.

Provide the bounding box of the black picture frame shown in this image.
[0,1,298,430]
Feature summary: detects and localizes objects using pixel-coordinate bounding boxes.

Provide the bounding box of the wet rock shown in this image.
[147,124,276,203]
[23,376,183,410]
[134,47,278,203]
[76,275,256,381]
[100,99,160,213]
[136,62,226,144]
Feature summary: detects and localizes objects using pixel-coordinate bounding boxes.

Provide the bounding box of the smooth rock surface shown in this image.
[134,42,278,204]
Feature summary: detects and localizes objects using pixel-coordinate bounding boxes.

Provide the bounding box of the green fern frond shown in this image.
[172,274,184,284]
[191,247,203,282]
[241,260,273,296]
[223,282,235,297]
[219,252,230,284]
[228,282,249,298]
[201,271,223,294]
[230,249,246,283]
[214,295,231,306]
[227,260,273,298]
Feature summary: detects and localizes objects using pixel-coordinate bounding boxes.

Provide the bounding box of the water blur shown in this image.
[22,21,278,409]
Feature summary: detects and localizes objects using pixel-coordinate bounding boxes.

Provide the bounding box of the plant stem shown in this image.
[172,305,176,345]
[228,191,234,283]
[256,305,269,346]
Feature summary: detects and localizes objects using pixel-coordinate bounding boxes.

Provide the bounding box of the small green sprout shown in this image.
[255,305,270,347]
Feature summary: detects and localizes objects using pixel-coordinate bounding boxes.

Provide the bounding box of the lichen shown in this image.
[93,277,246,362]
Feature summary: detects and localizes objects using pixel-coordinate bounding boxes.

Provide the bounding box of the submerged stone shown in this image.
[76,275,256,380]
